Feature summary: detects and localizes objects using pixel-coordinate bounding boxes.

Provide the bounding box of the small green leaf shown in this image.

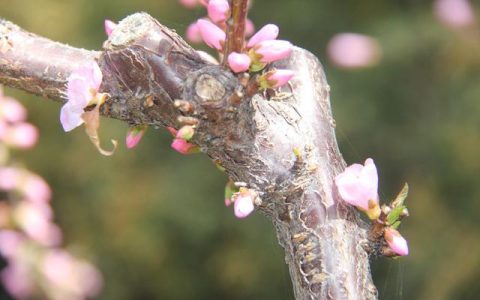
[390,221,401,230]
[392,183,409,208]
[224,180,238,200]
[387,205,406,225]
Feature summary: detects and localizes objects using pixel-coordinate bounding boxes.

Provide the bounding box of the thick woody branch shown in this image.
[0,13,378,300]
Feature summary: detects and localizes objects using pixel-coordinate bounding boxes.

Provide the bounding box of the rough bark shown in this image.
[0,13,377,300]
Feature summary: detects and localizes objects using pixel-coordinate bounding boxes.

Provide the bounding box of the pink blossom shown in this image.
[245,19,255,37]
[384,228,409,256]
[186,22,203,44]
[41,249,103,298]
[176,125,195,140]
[4,122,38,149]
[0,167,21,190]
[179,0,203,9]
[126,126,147,149]
[233,193,255,218]
[104,19,117,37]
[434,0,476,29]
[264,69,294,88]
[0,120,6,139]
[197,19,226,50]
[327,33,381,69]
[22,173,52,203]
[224,198,233,207]
[228,52,251,73]
[0,97,27,123]
[14,202,62,246]
[0,230,24,258]
[1,263,34,299]
[208,0,230,23]
[253,40,293,63]
[247,24,279,48]
[60,61,103,132]
[335,158,378,211]
[171,138,199,155]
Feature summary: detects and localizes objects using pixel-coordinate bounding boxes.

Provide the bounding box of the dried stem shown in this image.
[222,0,249,65]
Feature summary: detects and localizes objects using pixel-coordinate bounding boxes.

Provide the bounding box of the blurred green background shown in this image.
[1,0,479,299]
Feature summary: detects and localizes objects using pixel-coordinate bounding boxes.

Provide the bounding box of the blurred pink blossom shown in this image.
[14,202,62,246]
[22,173,52,203]
[335,158,379,211]
[0,97,27,123]
[1,263,34,299]
[245,19,255,37]
[208,0,230,23]
[327,33,382,69]
[434,0,476,28]
[0,167,21,190]
[384,228,409,256]
[179,0,205,9]
[0,230,24,258]
[186,22,203,44]
[60,61,103,132]
[4,122,38,149]
[125,126,147,149]
[41,249,103,299]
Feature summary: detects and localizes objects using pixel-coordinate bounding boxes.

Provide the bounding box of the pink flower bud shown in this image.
[166,126,178,136]
[434,0,476,29]
[126,125,147,149]
[0,167,21,190]
[264,69,294,88]
[245,19,255,37]
[233,193,255,218]
[384,228,409,256]
[228,52,251,73]
[104,20,117,37]
[0,97,27,123]
[197,19,226,50]
[247,24,279,48]
[171,138,199,155]
[208,0,230,23]
[179,0,202,9]
[327,33,381,69]
[22,173,52,203]
[335,158,379,211]
[186,22,203,44]
[5,122,38,149]
[254,40,293,63]
[176,125,195,140]
[1,264,33,300]
[0,230,24,258]
[224,198,233,207]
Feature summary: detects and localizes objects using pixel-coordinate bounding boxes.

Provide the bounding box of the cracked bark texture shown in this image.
[0,13,377,300]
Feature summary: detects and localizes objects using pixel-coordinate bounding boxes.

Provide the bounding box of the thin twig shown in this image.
[222,0,249,65]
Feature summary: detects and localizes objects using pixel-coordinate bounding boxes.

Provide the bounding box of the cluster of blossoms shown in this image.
[335,158,409,256]
[1,88,103,299]
[181,0,295,89]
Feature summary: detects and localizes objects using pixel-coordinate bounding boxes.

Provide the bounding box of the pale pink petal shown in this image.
[0,230,24,258]
[104,19,117,37]
[125,126,147,149]
[0,167,21,190]
[208,0,230,23]
[60,104,84,132]
[255,40,293,63]
[228,52,251,73]
[434,0,476,28]
[197,19,226,50]
[335,158,379,210]
[234,194,255,218]
[327,33,381,69]
[384,228,409,256]
[179,0,200,9]
[22,174,52,203]
[247,24,279,48]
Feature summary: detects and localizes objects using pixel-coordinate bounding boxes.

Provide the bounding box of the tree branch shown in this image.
[222,0,249,65]
[0,13,378,300]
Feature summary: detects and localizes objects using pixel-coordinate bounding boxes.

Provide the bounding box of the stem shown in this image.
[222,0,249,65]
